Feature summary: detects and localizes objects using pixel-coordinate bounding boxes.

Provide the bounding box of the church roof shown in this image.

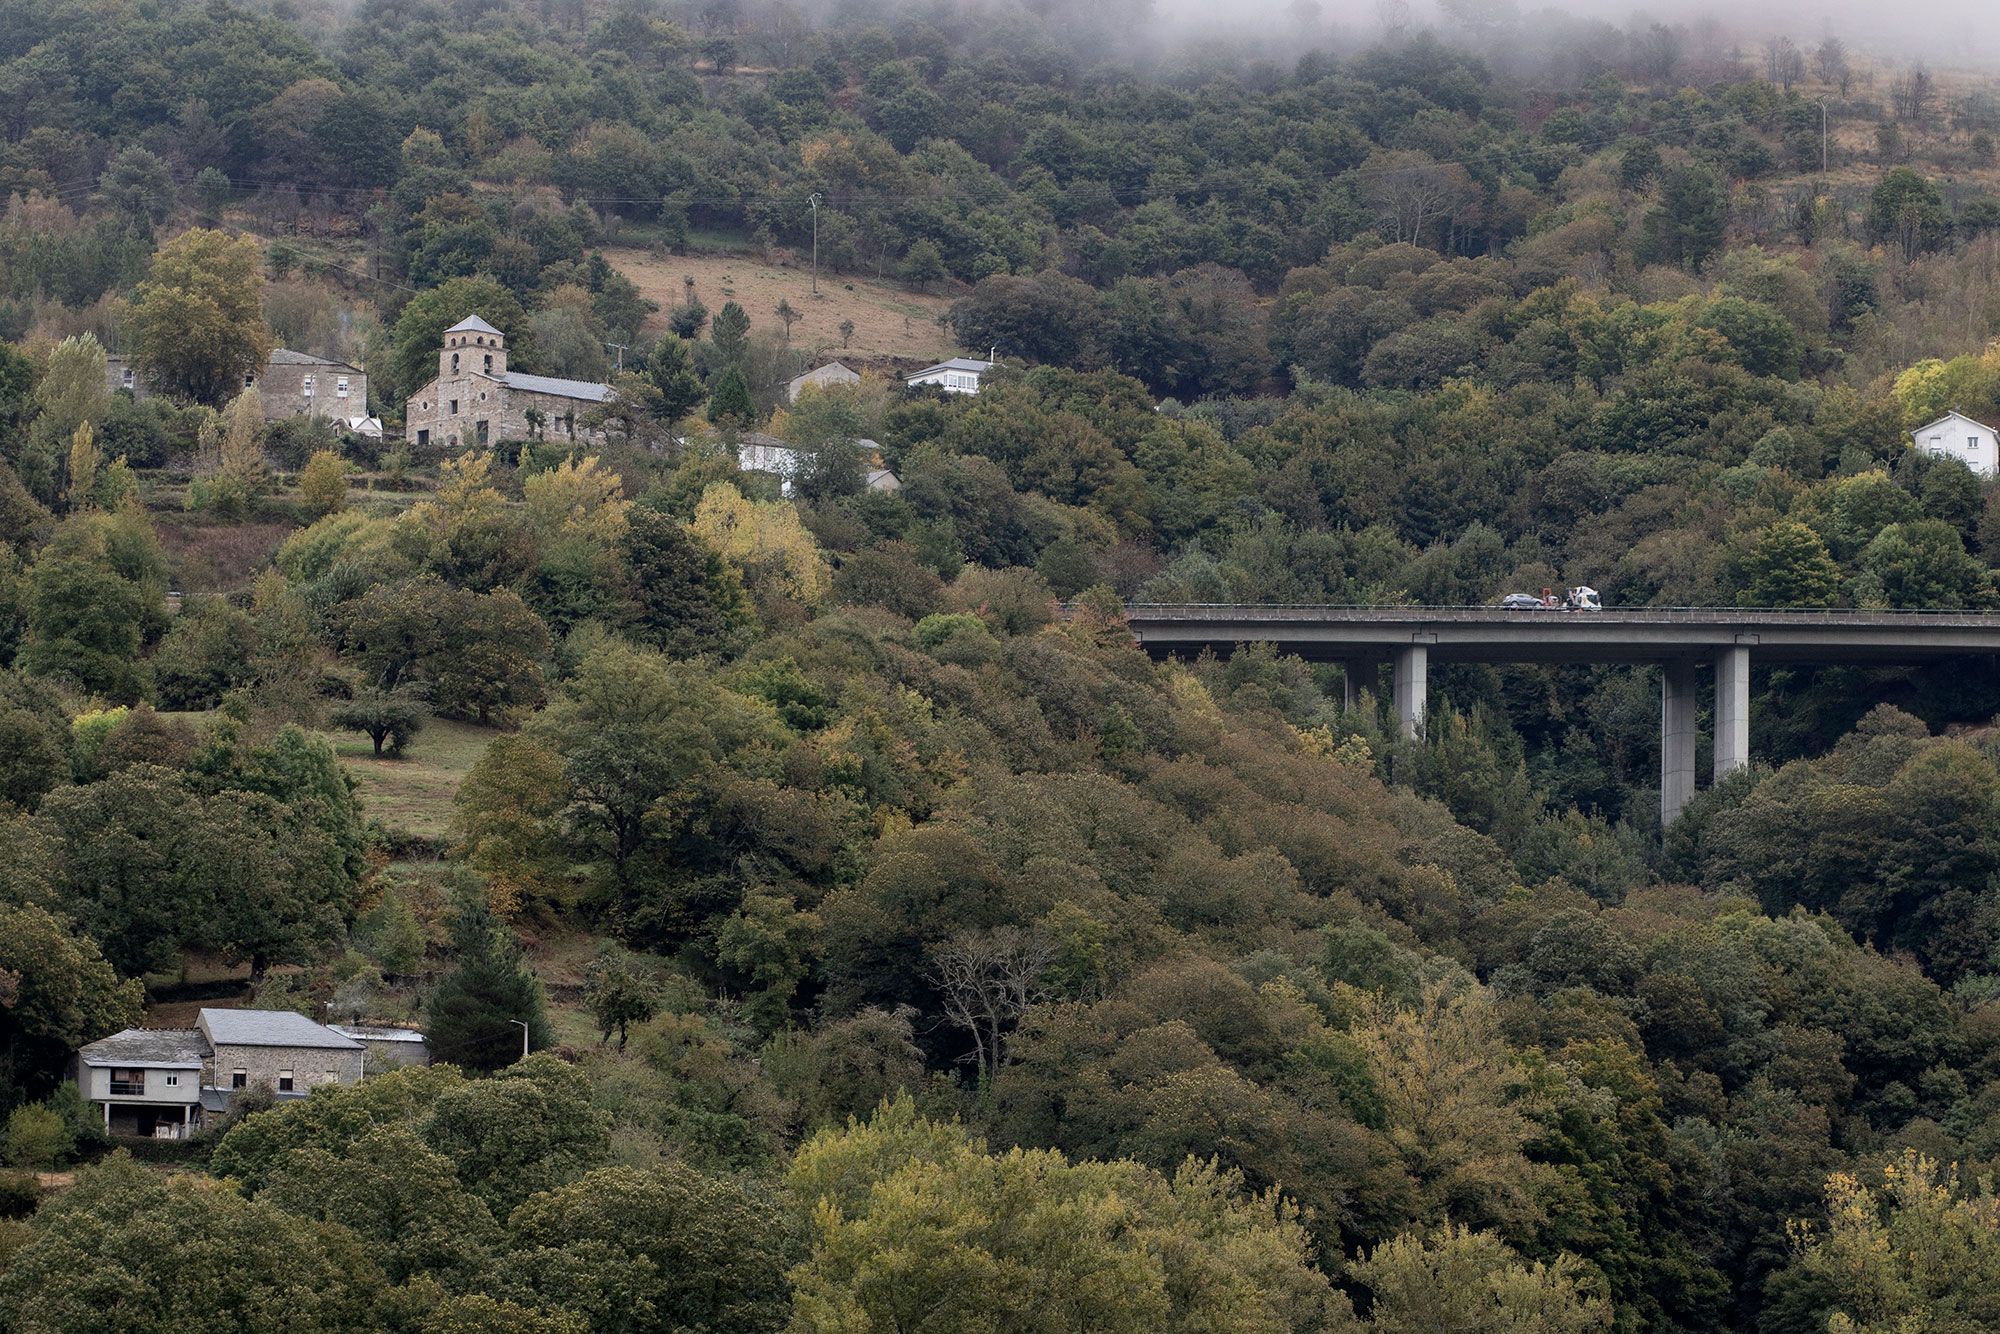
[446,315,503,335]
[502,371,611,403]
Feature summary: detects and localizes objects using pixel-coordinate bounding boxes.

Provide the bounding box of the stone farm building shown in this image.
[404,315,611,451]
[106,348,372,429]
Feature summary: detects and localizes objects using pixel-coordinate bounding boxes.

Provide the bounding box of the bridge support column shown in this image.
[1393,645,1428,740]
[1714,645,1750,783]
[1660,660,1698,828]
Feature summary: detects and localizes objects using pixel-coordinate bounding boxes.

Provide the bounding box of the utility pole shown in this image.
[1821,101,1828,183]
[508,1019,529,1062]
[605,341,628,370]
[808,191,822,296]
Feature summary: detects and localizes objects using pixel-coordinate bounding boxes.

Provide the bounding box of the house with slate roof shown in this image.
[74,1008,366,1139]
[404,315,613,451]
[106,348,370,424]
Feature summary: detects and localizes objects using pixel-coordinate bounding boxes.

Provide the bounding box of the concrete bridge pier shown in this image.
[1714,644,1751,782]
[1393,645,1428,739]
[1660,660,1699,828]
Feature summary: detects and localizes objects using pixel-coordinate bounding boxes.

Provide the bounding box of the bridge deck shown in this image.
[1122,605,2000,665]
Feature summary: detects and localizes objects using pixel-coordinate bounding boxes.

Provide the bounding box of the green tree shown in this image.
[1640,164,1729,271]
[262,1124,497,1286]
[130,229,271,405]
[425,894,552,1074]
[710,300,751,365]
[418,1055,609,1217]
[1768,1151,2000,1333]
[1738,521,1841,608]
[901,238,948,290]
[0,1154,384,1328]
[707,364,756,428]
[785,1096,1340,1332]
[21,335,111,505]
[0,902,141,1111]
[19,508,168,703]
[644,333,706,426]
[152,593,258,710]
[332,685,426,757]
[4,1100,73,1169]
[1858,519,1992,608]
[97,146,176,227]
[581,946,659,1049]
[503,1163,796,1332]
[1351,1224,1613,1333]
[620,508,750,657]
[1867,167,1953,260]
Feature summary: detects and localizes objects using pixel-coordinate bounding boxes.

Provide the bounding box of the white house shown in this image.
[787,361,860,403]
[904,357,995,395]
[1910,410,1998,478]
[73,1029,206,1139]
[736,432,899,497]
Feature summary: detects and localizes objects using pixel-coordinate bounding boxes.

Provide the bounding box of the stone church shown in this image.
[403,315,612,451]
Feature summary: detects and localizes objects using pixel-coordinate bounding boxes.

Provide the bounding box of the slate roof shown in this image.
[78,1029,209,1068]
[199,1008,363,1050]
[267,348,357,369]
[501,370,612,403]
[446,314,503,335]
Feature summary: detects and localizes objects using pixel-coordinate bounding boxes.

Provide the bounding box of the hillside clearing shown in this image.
[603,246,963,365]
[335,717,502,844]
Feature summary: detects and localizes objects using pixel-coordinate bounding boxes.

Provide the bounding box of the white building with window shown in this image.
[74,1008,365,1138]
[903,357,996,395]
[1911,410,1997,477]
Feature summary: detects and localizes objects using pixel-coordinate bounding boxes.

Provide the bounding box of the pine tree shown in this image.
[707,365,756,428]
[645,334,706,426]
[425,893,551,1073]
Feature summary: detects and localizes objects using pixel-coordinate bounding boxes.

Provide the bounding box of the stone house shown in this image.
[73,1008,365,1138]
[787,360,860,402]
[403,315,612,451]
[200,1008,364,1095]
[106,350,369,425]
[331,1023,431,1069]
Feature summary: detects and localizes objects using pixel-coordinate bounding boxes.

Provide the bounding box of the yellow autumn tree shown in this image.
[522,454,629,545]
[66,422,101,510]
[690,482,829,608]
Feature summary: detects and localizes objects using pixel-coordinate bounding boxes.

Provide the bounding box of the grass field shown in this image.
[603,245,962,364]
[334,717,504,844]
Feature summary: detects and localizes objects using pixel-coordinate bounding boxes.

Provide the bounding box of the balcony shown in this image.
[108,1080,145,1096]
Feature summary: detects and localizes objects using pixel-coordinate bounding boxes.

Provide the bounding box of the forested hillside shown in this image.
[5,1,2000,1331]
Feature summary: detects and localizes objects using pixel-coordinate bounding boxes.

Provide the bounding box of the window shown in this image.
[336,376,349,398]
[231,1070,246,1089]
[483,353,493,373]
[476,420,489,446]
[164,1074,179,1087]
[416,429,430,448]
[121,367,134,388]
[449,399,459,415]
[277,1070,294,1092]
[325,1070,338,1084]
[108,1069,144,1096]
[452,352,460,373]
[478,391,486,401]
[1970,436,1981,451]
[244,372,257,387]
[302,375,314,398]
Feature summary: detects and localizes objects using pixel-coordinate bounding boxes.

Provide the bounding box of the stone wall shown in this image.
[254,362,367,420]
[206,1042,363,1093]
[406,372,605,451]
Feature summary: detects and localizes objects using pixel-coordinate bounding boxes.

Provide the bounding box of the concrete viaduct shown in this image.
[1121,605,2000,826]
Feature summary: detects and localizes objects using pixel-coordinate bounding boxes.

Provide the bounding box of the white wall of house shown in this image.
[79,1064,201,1105]
[1912,412,1998,478]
